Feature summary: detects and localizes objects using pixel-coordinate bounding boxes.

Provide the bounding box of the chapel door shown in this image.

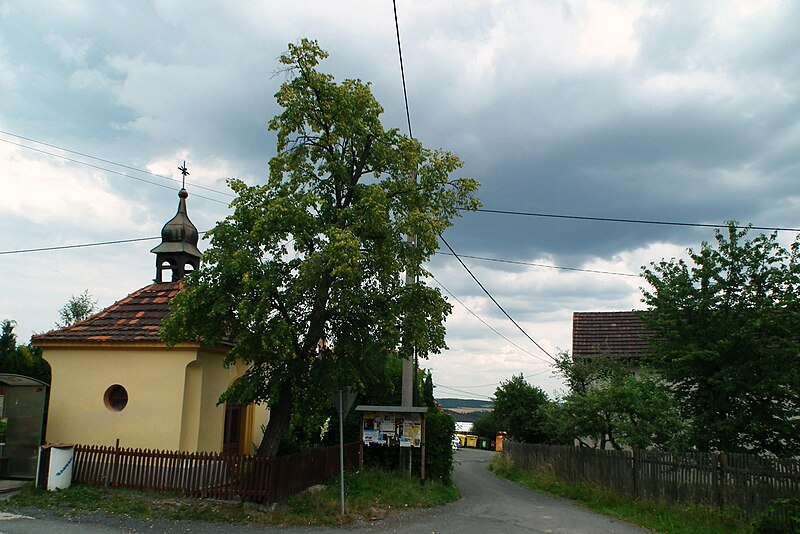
[223,404,243,456]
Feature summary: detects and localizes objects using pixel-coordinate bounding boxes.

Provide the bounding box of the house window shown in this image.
[104,385,128,412]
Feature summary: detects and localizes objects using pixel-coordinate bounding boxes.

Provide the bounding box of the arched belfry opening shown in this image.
[150,163,202,282]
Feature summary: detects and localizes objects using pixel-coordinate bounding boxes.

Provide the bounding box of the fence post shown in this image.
[631,447,639,499]
[718,452,727,509]
[106,439,120,489]
[712,452,720,508]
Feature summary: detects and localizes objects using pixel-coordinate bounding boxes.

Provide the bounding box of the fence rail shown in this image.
[504,442,800,518]
[73,442,360,503]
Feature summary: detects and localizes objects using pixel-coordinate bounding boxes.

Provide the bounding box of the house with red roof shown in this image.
[572,311,650,362]
[33,185,269,454]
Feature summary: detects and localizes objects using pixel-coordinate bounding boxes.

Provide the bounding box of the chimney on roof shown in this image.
[150,162,202,282]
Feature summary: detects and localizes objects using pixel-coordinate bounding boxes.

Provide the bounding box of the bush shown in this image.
[753,498,800,533]
[424,411,455,485]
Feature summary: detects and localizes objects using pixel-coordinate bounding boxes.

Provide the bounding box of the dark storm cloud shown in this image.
[4,1,800,395]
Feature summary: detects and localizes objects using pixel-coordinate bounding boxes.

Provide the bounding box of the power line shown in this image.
[472,208,800,233]
[0,236,159,256]
[453,369,553,390]
[0,130,237,199]
[429,273,553,365]
[392,0,413,140]
[436,252,640,278]
[438,234,555,361]
[0,137,230,205]
[8,132,795,235]
[434,383,493,400]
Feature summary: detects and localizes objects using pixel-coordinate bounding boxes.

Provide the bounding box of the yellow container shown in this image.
[465,435,478,448]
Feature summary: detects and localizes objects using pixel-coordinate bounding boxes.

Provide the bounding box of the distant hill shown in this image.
[437,397,493,423]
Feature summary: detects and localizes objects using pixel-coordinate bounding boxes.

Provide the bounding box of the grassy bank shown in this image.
[1,468,459,526]
[489,454,753,534]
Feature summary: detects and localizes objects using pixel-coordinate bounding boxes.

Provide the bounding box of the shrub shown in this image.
[753,498,800,534]
[424,411,455,485]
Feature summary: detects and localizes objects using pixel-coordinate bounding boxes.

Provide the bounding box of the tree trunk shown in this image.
[256,380,293,457]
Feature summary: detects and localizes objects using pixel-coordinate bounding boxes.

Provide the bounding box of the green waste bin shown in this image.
[478,437,489,450]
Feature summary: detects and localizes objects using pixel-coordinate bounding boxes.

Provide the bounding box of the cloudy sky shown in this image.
[2,1,799,401]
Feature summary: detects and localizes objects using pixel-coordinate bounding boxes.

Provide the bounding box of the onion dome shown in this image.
[150,187,202,282]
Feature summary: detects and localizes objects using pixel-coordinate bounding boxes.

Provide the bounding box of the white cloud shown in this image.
[2,0,800,402]
[0,143,146,231]
[69,68,117,94]
[43,34,91,64]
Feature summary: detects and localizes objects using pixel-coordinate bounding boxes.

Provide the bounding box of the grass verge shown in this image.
[1,468,459,526]
[489,454,753,534]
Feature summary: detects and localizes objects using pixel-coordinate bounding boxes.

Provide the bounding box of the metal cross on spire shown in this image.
[178,161,190,189]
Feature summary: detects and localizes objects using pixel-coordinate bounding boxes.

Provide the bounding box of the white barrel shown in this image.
[47,445,74,491]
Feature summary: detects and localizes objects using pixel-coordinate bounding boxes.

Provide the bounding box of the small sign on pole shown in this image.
[334,386,357,515]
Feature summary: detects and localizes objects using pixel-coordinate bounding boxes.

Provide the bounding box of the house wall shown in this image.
[179,360,203,451]
[195,350,236,452]
[43,345,270,454]
[44,346,198,450]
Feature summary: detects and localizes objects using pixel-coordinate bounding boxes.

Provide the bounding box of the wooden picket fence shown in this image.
[72,442,360,503]
[504,442,800,519]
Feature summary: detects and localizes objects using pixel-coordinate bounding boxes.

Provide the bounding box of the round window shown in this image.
[104,385,128,412]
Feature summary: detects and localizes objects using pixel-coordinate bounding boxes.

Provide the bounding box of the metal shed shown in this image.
[0,374,48,479]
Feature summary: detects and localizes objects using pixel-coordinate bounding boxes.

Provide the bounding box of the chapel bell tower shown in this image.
[150,162,202,282]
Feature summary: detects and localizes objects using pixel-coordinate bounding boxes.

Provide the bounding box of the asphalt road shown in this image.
[0,448,650,533]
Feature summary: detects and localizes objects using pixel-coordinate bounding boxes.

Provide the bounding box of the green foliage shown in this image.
[55,290,97,328]
[492,374,551,443]
[642,223,800,455]
[752,498,800,534]
[279,354,408,454]
[161,39,480,456]
[424,410,456,484]
[0,319,50,383]
[471,410,501,439]
[422,370,435,410]
[544,351,686,450]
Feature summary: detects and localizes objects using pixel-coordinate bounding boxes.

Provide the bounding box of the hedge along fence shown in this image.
[504,442,800,519]
[72,442,360,503]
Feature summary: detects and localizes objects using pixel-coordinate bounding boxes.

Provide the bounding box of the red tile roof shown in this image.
[572,311,651,359]
[33,282,183,345]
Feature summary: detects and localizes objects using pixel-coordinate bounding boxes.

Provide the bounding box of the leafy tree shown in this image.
[0,319,51,383]
[492,374,551,443]
[425,410,456,484]
[56,290,97,328]
[422,370,436,410]
[544,351,686,450]
[642,223,800,455]
[0,320,16,357]
[471,410,501,439]
[162,39,480,457]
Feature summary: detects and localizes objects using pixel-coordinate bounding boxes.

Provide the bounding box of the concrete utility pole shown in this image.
[401,222,416,407]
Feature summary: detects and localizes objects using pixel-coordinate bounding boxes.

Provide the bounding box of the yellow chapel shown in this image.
[33,183,269,454]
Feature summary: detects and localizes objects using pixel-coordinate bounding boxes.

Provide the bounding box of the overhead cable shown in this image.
[0,236,160,256]
[0,137,230,205]
[472,208,800,233]
[436,252,640,278]
[434,383,493,400]
[392,0,413,140]
[438,234,555,361]
[429,273,553,365]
